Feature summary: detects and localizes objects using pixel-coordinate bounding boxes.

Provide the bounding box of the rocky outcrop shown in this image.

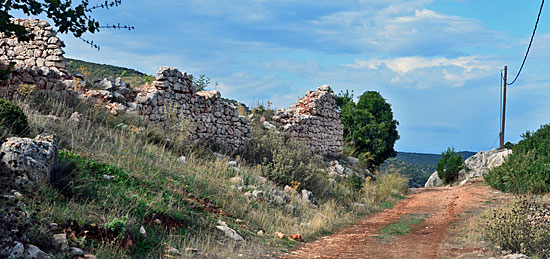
[272,85,344,158]
[0,134,58,188]
[424,148,512,187]
[0,134,58,258]
[135,67,251,153]
[0,18,70,94]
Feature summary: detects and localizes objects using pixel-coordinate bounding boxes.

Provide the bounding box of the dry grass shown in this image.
[363,173,408,207]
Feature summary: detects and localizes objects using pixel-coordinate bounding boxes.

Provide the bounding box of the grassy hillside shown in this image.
[0,90,408,258]
[66,58,155,86]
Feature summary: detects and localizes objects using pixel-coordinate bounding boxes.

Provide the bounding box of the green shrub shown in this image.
[0,98,28,137]
[242,126,329,197]
[347,173,364,192]
[436,147,463,184]
[486,198,550,258]
[485,124,550,194]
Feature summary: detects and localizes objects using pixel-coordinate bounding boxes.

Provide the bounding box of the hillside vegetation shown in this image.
[0,89,408,258]
[67,58,155,87]
[485,124,550,194]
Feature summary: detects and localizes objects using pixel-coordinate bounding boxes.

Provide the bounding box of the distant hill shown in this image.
[66,58,154,86]
[380,151,478,188]
[395,151,477,166]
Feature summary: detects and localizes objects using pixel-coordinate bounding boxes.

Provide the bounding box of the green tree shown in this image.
[193,74,210,91]
[339,91,400,168]
[436,147,464,184]
[0,0,132,49]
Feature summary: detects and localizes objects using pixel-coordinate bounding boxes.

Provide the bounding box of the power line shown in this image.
[490,133,501,150]
[507,0,545,86]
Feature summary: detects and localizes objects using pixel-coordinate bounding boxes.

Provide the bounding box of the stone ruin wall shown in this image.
[0,18,69,94]
[272,85,344,158]
[134,67,251,153]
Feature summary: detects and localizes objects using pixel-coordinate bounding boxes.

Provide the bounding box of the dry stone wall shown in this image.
[0,19,70,93]
[134,67,251,153]
[272,85,344,158]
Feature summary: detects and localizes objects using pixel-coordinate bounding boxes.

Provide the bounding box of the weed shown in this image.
[486,197,550,258]
[375,214,427,242]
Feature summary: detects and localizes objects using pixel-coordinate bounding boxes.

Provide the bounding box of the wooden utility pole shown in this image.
[500,66,508,149]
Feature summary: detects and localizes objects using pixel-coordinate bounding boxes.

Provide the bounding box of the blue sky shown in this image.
[39,0,550,153]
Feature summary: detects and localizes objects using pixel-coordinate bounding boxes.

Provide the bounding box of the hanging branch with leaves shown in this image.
[0,0,134,50]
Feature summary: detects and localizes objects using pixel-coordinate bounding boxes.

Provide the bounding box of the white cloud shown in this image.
[348,55,498,87]
[309,4,493,55]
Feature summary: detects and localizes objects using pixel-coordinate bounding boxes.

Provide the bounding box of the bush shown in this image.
[347,173,364,192]
[242,126,329,197]
[436,147,463,184]
[0,98,28,137]
[485,124,550,194]
[486,198,550,258]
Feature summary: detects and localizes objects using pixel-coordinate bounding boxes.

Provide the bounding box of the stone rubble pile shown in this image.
[272,85,344,158]
[79,76,139,115]
[0,18,70,94]
[134,67,251,153]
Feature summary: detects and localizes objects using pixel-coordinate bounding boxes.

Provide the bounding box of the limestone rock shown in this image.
[503,254,529,259]
[424,172,442,188]
[0,134,58,188]
[229,176,243,186]
[263,121,276,130]
[51,234,68,252]
[216,220,244,242]
[25,244,51,259]
[459,148,512,181]
[68,247,85,257]
[177,156,186,165]
[7,242,24,258]
[301,189,314,204]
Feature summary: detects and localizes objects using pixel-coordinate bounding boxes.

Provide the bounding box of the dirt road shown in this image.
[283,179,502,259]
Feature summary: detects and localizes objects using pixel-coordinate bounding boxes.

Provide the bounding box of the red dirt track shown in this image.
[282,180,500,259]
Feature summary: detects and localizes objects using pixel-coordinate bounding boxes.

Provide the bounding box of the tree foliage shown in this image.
[436,147,463,184]
[0,0,132,49]
[339,90,400,168]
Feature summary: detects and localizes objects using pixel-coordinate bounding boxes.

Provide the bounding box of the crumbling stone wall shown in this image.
[134,67,251,153]
[0,18,69,93]
[272,85,343,158]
